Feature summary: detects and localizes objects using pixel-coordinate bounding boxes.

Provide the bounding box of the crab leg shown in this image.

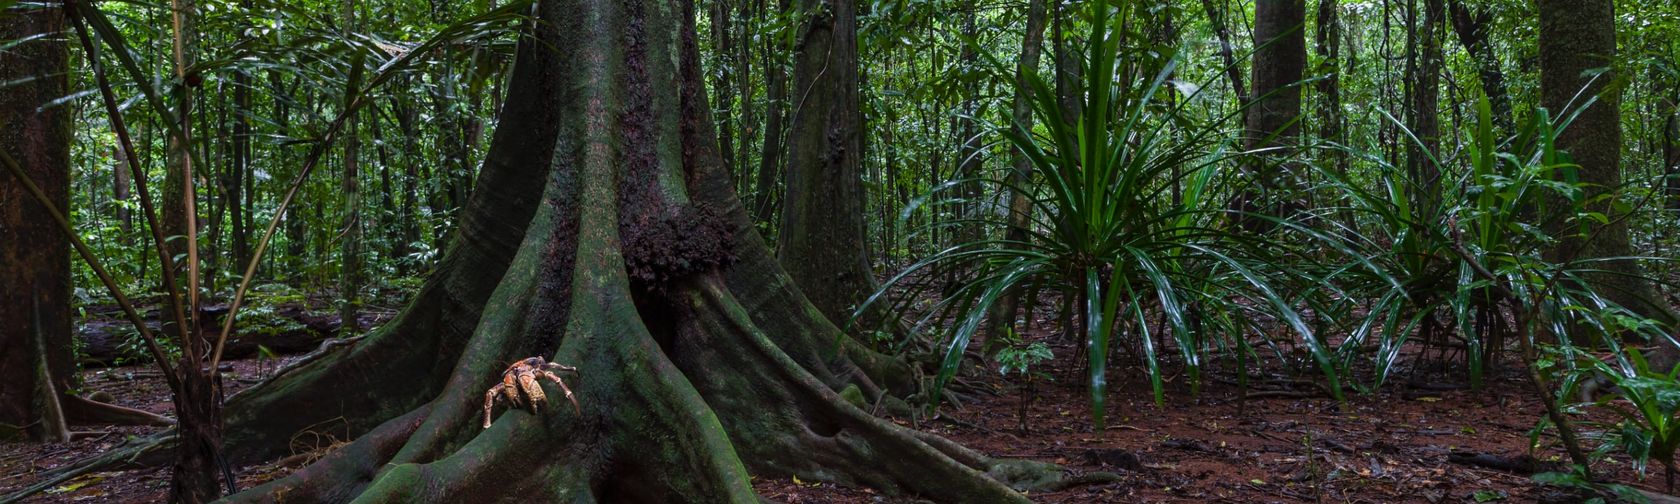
[541,371,581,414]
[483,384,506,429]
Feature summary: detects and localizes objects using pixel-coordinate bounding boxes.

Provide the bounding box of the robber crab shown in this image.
[482,357,580,428]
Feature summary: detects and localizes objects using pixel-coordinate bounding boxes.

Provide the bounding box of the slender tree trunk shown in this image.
[272,71,307,274]
[1201,0,1248,116]
[229,69,252,272]
[1314,0,1345,172]
[161,0,197,291]
[339,0,363,335]
[1404,0,1443,207]
[734,0,756,192]
[115,146,133,236]
[1447,0,1514,140]
[1538,0,1677,324]
[990,0,1047,336]
[952,1,983,250]
[777,0,883,331]
[753,0,790,227]
[1665,89,1679,210]
[711,0,738,176]
[0,3,73,443]
[1053,1,1082,127]
[396,89,424,266]
[163,0,230,500]
[373,105,399,261]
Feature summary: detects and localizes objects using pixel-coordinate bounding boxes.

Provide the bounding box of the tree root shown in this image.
[62,394,174,427]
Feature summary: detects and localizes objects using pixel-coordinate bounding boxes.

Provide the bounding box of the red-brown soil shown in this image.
[3,312,1672,503]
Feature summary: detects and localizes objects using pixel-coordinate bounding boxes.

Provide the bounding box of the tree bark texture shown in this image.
[776,0,883,332]
[0,3,73,443]
[1537,0,1675,324]
[92,1,1073,502]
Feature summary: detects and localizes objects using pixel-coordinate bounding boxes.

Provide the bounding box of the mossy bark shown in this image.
[207,1,1039,502]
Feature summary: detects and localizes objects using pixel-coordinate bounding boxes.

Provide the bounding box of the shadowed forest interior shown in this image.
[4,0,1680,502]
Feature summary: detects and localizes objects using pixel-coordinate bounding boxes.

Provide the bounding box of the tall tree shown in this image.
[1200,0,1247,115]
[777,0,880,329]
[1404,0,1443,204]
[161,0,197,293]
[0,2,73,443]
[163,1,1068,501]
[952,0,983,247]
[339,0,363,334]
[991,0,1048,334]
[1313,0,1344,173]
[1242,0,1306,218]
[1447,0,1514,139]
[711,0,738,176]
[752,0,790,225]
[1537,0,1676,323]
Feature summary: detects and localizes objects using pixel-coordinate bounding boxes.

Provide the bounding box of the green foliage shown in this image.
[1318,93,1674,391]
[1533,465,1648,504]
[1571,347,1680,488]
[993,328,1052,433]
[869,0,1332,429]
[995,340,1052,379]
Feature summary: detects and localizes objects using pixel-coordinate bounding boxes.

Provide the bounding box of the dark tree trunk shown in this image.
[230,65,252,274]
[953,0,983,247]
[734,0,756,194]
[339,0,363,335]
[1200,0,1248,115]
[1052,1,1082,127]
[161,0,196,292]
[1314,0,1344,172]
[1538,0,1676,324]
[0,3,73,443]
[1247,0,1306,150]
[1404,0,1443,206]
[186,1,1067,502]
[776,0,883,331]
[1447,0,1514,140]
[711,0,738,176]
[395,88,424,267]
[751,0,790,226]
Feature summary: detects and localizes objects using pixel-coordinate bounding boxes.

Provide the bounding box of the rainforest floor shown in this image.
[1,293,1672,503]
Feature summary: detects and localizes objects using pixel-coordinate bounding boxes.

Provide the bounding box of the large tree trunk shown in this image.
[0,3,73,443]
[1537,0,1676,325]
[148,1,1063,502]
[776,0,884,332]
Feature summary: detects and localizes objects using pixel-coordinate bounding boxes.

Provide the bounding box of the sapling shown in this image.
[995,328,1053,434]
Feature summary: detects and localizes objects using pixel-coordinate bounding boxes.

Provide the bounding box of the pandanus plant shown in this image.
[864,0,1336,429]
